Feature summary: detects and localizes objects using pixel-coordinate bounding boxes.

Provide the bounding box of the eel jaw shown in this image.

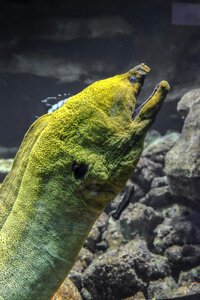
[129,63,151,76]
[131,64,170,120]
[128,63,169,122]
[133,80,170,121]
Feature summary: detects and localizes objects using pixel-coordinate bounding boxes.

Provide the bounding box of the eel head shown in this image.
[22,64,169,215]
[43,63,170,213]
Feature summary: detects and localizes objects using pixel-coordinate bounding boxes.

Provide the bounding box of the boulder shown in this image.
[145,186,173,208]
[84,212,108,253]
[69,247,94,290]
[81,239,170,300]
[177,89,200,116]
[122,291,146,300]
[165,90,200,203]
[119,203,163,242]
[81,246,146,299]
[143,130,161,148]
[151,176,168,188]
[147,276,177,299]
[153,207,200,254]
[173,283,200,298]
[165,244,200,271]
[133,157,163,192]
[142,132,180,164]
[133,132,179,191]
[51,278,82,300]
[178,266,200,286]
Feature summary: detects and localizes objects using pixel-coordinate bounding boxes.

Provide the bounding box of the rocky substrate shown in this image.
[64,129,200,300]
[1,90,200,299]
[66,90,200,299]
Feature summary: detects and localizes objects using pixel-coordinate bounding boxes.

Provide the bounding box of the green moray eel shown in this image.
[0,63,169,300]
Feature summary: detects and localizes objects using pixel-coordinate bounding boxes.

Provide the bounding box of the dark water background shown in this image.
[0,0,200,146]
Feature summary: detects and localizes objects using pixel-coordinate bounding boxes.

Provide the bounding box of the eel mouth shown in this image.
[132,84,158,119]
[129,63,170,120]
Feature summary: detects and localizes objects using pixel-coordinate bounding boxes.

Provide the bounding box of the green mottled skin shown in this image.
[0,64,169,299]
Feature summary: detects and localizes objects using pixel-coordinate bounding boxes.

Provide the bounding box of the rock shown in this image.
[177,89,200,117]
[81,239,171,300]
[0,159,13,182]
[122,291,146,300]
[165,91,200,203]
[83,226,100,253]
[81,288,92,300]
[119,203,163,242]
[69,248,94,291]
[70,247,94,274]
[142,132,180,164]
[162,203,182,219]
[178,266,200,286]
[148,253,171,280]
[153,207,200,253]
[51,278,82,300]
[147,276,178,299]
[151,176,168,188]
[165,245,182,264]
[102,217,124,249]
[173,283,200,298]
[94,212,109,234]
[146,186,173,208]
[84,213,108,253]
[173,212,200,244]
[133,132,179,192]
[143,130,161,148]
[82,250,145,299]
[153,218,182,253]
[166,244,200,270]
[133,157,163,192]
[81,239,147,299]
[132,182,145,202]
[68,272,82,293]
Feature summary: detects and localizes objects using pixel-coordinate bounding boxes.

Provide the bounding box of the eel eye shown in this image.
[129,76,137,84]
[72,161,88,179]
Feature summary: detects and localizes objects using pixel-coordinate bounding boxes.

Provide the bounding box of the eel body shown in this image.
[0,64,169,299]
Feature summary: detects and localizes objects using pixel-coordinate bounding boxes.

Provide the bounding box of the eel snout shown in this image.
[128,63,151,101]
[129,63,151,76]
[129,63,170,120]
